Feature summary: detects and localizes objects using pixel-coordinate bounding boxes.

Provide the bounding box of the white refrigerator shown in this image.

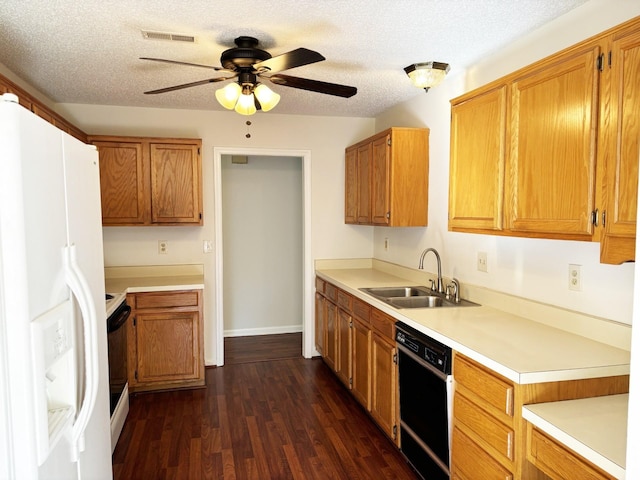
[0,93,113,479]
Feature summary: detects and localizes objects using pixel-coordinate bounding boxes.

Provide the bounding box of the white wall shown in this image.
[221,154,303,336]
[59,103,375,364]
[372,0,640,326]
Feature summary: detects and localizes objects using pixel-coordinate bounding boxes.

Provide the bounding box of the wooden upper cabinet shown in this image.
[89,136,203,226]
[344,146,358,223]
[598,24,640,264]
[92,141,146,225]
[345,127,429,226]
[150,143,202,224]
[507,44,600,238]
[357,142,373,224]
[449,84,507,232]
[448,16,640,263]
[371,134,391,225]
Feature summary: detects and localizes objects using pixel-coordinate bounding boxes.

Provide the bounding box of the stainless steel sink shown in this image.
[360,286,432,298]
[359,285,479,309]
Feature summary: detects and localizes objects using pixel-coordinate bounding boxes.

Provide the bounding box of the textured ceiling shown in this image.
[0,0,589,117]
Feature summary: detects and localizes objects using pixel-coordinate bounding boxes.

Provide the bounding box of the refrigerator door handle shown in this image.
[64,244,99,461]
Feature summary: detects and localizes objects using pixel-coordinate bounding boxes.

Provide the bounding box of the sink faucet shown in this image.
[418,248,443,294]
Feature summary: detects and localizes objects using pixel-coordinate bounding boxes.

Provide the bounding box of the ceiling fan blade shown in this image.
[268,74,357,98]
[140,57,233,72]
[253,48,325,74]
[144,76,233,94]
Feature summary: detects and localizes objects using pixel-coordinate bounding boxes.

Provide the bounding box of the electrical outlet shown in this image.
[158,240,168,254]
[384,237,389,251]
[477,251,488,272]
[568,264,581,291]
[203,240,213,253]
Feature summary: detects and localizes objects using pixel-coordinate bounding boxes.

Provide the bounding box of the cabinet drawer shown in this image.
[452,427,513,480]
[352,297,371,323]
[133,290,200,310]
[315,277,325,294]
[337,289,352,311]
[454,393,514,462]
[370,308,395,339]
[325,283,338,302]
[527,424,615,480]
[454,354,514,418]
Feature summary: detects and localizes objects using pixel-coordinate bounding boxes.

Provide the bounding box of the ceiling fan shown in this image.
[141,36,358,115]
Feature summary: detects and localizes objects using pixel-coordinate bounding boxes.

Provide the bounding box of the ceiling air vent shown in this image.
[141,30,196,43]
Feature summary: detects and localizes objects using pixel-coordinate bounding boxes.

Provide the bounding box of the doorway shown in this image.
[213,147,313,366]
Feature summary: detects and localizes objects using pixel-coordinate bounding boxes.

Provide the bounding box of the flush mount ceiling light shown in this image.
[404,62,450,92]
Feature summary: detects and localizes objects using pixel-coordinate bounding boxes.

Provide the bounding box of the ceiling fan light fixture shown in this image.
[404,61,450,91]
[253,83,280,112]
[234,91,257,116]
[215,82,242,109]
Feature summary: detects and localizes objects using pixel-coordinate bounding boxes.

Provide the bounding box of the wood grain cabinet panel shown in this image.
[508,44,600,237]
[92,141,146,225]
[127,290,204,392]
[452,427,514,480]
[449,84,507,232]
[324,299,338,372]
[371,331,398,444]
[454,354,514,420]
[336,306,352,387]
[344,146,358,223]
[526,423,616,480]
[314,292,325,355]
[345,127,429,226]
[598,24,640,263]
[89,136,203,226]
[150,143,202,224]
[351,316,371,409]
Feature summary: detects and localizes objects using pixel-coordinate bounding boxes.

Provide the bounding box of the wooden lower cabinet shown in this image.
[127,290,204,392]
[451,352,629,479]
[314,277,398,445]
[526,423,615,480]
[371,329,398,443]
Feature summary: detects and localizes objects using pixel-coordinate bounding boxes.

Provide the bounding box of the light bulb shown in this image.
[234,92,257,115]
[253,84,280,112]
[215,83,241,110]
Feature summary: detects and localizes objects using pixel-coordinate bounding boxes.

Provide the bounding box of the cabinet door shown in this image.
[599,27,640,263]
[324,301,338,371]
[93,142,147,225]
[314,292,325,355]
[351,317,371,409]
[371,134,391,225]
[336,308,352,387]
[134,310,202,383]
[371,332,397,443]
[345,146,358,224]
[450,85,507,232]
[507,45,600,237]
[150,143,202,224]
[357,143,372,224]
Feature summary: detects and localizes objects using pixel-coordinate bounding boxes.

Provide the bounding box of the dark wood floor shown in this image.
[113,334,418,479]
[224,333,303,364]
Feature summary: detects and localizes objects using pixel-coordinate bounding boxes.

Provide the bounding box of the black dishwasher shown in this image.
[396,321,453,480]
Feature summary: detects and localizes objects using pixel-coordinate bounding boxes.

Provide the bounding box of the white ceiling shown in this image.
[0,0,590,118]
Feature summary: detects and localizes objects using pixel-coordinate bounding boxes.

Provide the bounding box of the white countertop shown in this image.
[523,394,628,478]
[105,264,204,297]
[316,267,630,385]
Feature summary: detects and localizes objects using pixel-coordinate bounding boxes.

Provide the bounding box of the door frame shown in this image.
[213,146,313,366]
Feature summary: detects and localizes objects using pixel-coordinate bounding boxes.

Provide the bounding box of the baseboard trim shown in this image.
[224,325,303,337]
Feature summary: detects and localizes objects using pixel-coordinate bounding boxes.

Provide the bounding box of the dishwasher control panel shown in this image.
[396,321,451,374]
